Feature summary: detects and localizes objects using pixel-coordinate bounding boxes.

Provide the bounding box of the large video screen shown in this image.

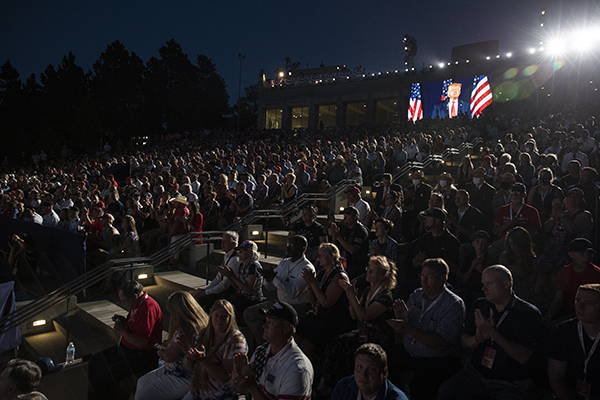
[410,76,493,120]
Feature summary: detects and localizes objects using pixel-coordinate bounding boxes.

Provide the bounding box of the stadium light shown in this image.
[529,48,537,54]
[438,63,445,68]
[572,29,597,51]
[506,52,512,57]
[486,56,491,60]
[546,38,566,55]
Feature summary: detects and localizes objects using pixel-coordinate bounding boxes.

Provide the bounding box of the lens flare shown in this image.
[504,68,519,79]
[523,65,538,76]
[552,60,564,71]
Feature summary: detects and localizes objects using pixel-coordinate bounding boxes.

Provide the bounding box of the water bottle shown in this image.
[66,342,75,364]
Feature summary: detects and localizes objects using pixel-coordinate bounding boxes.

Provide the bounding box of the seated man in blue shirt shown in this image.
[332,343,409,400]
[387,258,465,400]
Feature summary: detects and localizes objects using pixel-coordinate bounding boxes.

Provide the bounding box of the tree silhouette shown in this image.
[196,54,228,128]
[90,40,145,142]
[232,83,258,130]
[0,39,232,163]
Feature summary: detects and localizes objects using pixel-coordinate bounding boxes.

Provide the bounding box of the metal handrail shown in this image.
[0,231,226,336]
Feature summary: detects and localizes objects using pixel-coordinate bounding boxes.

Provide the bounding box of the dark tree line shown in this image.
[0,39,246,162]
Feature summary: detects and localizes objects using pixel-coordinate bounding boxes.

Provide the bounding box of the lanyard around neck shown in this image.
[578,320,600,380]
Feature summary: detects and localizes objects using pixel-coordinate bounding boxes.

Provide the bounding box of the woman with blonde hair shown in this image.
[135,292,209,400]
[296,243,353,359]
[281,172,298,205]
[214,174,229,203]
[319,256,397,393]
[183,300,247,400]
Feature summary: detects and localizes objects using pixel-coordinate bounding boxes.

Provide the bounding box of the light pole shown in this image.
[237,53,246,133]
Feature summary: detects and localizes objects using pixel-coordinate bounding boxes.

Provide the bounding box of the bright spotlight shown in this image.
[438,63,445,68]
[506,52,512,57]
[572,29,597,52]
[546,39,566,55]
[529,48,536,54]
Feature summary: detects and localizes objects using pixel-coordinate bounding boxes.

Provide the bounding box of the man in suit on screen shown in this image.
[432,83,471,119]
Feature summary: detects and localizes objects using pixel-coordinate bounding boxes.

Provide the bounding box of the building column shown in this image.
[282,106,292,130]
[336,99,345,127]
[309,102,319,130]
[365,97,375,124]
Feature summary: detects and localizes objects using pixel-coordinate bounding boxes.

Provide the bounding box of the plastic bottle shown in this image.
[66,342,75,364]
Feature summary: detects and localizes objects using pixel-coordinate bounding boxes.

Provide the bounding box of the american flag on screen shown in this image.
[408,83,423,122]
[441,79,452,101]
[470,75,492,118]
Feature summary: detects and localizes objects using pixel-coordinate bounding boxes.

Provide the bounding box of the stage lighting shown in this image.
[506,52,512,57]
[438,63,445,68]
[529,48,536,54]
[572,29,596,52]
[546,38,565,55]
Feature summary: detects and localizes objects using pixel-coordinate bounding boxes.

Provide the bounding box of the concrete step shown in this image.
[154,270,209,292]
[16,295,78,337]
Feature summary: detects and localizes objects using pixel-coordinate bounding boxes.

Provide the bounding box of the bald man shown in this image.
[438,265,544,399]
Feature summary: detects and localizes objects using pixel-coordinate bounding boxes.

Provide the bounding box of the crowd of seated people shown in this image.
[1,104,600,399]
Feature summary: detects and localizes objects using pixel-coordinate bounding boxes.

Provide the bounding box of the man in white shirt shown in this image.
[41,202,60,228]
[233,301,314,400]
[21,206,43,225]
[561,140,589,173]
[345,186,372,229]
[193,231,241,311]
[244,235,315,345]
[180,184,198,204]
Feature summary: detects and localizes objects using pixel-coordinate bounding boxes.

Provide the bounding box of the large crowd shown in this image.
[1,103,600,400]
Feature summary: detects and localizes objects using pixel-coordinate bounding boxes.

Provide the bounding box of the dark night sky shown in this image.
[0,1,590,103]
